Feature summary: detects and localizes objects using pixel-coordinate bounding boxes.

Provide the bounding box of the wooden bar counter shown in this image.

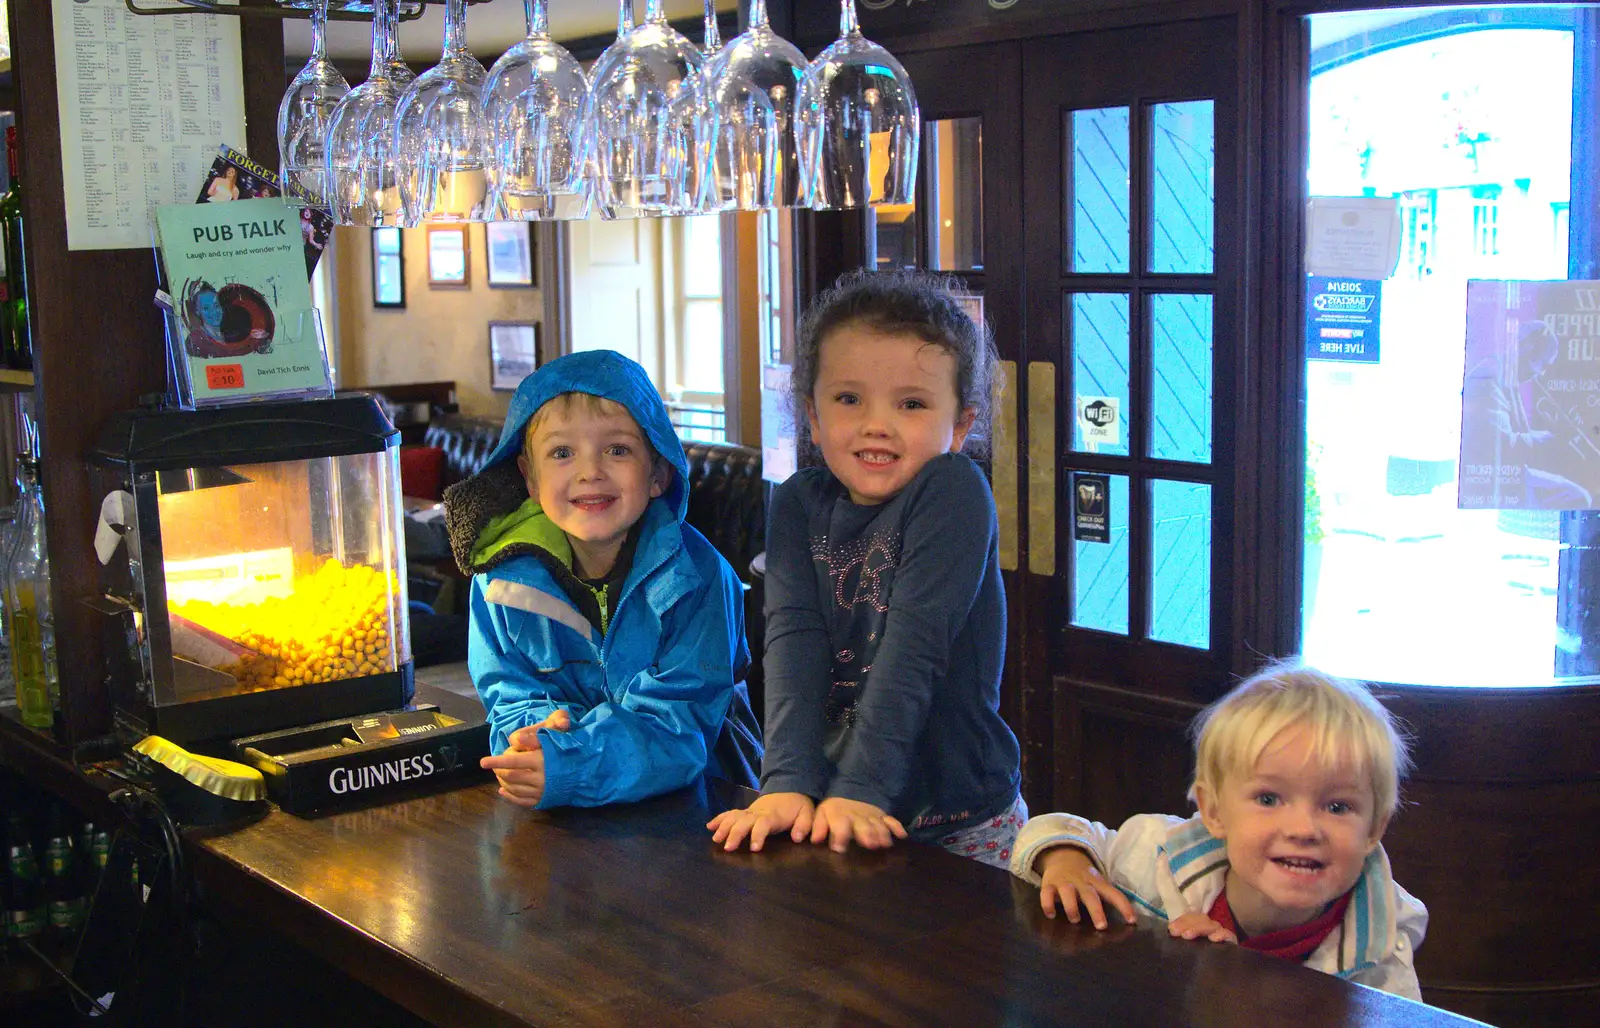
[177,686,1486,1028]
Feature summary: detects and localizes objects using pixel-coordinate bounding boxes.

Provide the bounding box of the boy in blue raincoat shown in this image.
[443,350,762,808]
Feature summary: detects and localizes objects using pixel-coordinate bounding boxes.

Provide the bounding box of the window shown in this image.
[1304,10,1594,686]
[668,215,726,443]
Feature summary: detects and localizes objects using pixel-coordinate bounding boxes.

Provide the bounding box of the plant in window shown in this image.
[1305,440,1325,545]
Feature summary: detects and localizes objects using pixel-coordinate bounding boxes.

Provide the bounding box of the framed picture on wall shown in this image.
[485,221,536,288]
[427,225,470,287]
[371,227,405,308]
[490,320,540,391]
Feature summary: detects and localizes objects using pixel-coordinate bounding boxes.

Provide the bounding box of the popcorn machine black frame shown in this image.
[88,395,414,745]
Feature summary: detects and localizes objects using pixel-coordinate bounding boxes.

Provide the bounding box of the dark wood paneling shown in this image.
[11,0,287,746]
[1055,679,1200,823]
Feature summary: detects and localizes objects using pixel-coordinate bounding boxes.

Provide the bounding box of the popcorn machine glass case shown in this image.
[90,396,413,744]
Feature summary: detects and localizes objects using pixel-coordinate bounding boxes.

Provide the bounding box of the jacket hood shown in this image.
[444,350,689,577]
[483,349,690,521]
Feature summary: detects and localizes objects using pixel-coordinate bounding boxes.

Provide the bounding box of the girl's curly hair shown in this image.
[790,269,999,460]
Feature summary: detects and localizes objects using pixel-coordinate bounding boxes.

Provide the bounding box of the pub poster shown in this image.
[1459,280,1600,510]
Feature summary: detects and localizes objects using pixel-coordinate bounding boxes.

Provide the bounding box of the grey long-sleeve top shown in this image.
[758,452,1021,842]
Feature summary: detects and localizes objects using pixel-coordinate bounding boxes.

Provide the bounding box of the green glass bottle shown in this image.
[0,125,26,370]
[4,810,45,953]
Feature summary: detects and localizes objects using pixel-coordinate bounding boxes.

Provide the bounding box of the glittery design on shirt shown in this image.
[811,530,900,613]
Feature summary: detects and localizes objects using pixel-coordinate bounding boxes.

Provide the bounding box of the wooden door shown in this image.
[1020,17,1241,821]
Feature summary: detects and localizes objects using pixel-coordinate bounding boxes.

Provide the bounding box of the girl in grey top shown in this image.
[709,270,1024,866]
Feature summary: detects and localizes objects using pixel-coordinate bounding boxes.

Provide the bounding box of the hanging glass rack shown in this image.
[121,0,491,23]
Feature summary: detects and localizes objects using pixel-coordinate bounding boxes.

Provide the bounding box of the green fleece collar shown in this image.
[471,498,572,570]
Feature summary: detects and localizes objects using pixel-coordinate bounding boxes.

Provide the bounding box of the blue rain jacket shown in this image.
[444,350,762,808]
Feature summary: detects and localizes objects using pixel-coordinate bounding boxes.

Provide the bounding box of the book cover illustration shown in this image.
[156,198,332,405]
[197,144,333,279]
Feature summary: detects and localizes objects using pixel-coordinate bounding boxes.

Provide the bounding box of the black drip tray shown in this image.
[232,706,489,814]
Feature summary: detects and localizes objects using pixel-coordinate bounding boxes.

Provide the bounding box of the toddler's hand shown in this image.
[706,792,815,851]
[1168,911,1237,944]
[1035,845,1137,929]
[810,797,907,853]
[480,709,572,808]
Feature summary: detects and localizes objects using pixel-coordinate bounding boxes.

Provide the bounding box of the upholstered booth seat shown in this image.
[423,414,504,493]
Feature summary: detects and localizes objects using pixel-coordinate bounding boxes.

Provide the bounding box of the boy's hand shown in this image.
[810,797,907,853]
[1168,911,1237,944]
[480,709,572,808]
[706,792,815,851]
[1035,845,1137,928]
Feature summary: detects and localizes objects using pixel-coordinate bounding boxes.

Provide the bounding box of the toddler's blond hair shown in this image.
[1188,663,1410,829]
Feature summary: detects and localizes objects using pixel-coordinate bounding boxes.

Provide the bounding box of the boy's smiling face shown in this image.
[517,396,667,580]
[1194,722,1387,937]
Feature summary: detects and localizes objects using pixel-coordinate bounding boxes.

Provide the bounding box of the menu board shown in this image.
[52,0,247,251]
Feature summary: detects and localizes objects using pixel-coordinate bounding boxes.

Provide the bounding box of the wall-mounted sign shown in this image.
[1306,276,1382,363]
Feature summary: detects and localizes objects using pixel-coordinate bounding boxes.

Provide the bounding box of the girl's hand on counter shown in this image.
[707,792,816,851]
[810,797,907,853]
[481,709,572,808]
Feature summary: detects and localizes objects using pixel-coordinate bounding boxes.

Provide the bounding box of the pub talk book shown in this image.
[155,198,327,405]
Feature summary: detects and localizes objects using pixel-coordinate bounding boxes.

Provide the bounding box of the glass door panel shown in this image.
[1148,100,1216,275]
[1072,472,1130,634]
[1069,292,1132,456]
[1149,478,1213,648]
[1068,107,1132,274]
[1149,293,1214,463]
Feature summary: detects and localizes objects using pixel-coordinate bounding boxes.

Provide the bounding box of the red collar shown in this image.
[1207,888,1353,963]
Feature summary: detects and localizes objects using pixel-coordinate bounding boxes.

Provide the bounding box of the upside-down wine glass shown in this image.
[323,0,409,226]
[796,0,919,209]
[396,0,490,223]
[701,0,806,211]
[482,0,591,220]
[586,0,706,213]
[278,0,349,209]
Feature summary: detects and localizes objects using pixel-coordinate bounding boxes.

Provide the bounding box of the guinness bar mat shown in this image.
[232,706,490,815]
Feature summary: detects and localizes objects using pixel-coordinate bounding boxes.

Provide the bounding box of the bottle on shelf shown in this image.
[6,453,57,730]
[0,503,15,707]
[4,809,45,955]
[0,125,28,371]
[42,804,84,941]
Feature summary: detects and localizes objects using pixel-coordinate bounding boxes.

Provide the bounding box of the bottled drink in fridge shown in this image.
[4,810,45,954]
[43,804,84,940]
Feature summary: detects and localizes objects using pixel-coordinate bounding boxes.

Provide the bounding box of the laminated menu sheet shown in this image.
[52,0,247,250]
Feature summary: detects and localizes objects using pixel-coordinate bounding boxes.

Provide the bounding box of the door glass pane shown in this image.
[928,117,984,271]
[1069,292,1131,456]
[1068,107,1131,273]
[1304,10,1591,686]
[1150,479,1212,649]
[1150,293,1214,463]
[1071,472,1129,635]
[1148,100,1215,274]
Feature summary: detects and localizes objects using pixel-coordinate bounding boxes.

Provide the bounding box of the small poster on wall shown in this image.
[1460,279,1600,510]
[490,321,539,391]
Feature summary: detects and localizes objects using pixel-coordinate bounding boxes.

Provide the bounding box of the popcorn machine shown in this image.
[88,395,414,745]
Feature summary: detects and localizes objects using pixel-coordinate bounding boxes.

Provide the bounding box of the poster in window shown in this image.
[1460,279,1600,510]
[490,321,539,391]
[1072,473,1110,543]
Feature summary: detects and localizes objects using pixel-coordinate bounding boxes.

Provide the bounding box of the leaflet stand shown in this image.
[150,200,336,411]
